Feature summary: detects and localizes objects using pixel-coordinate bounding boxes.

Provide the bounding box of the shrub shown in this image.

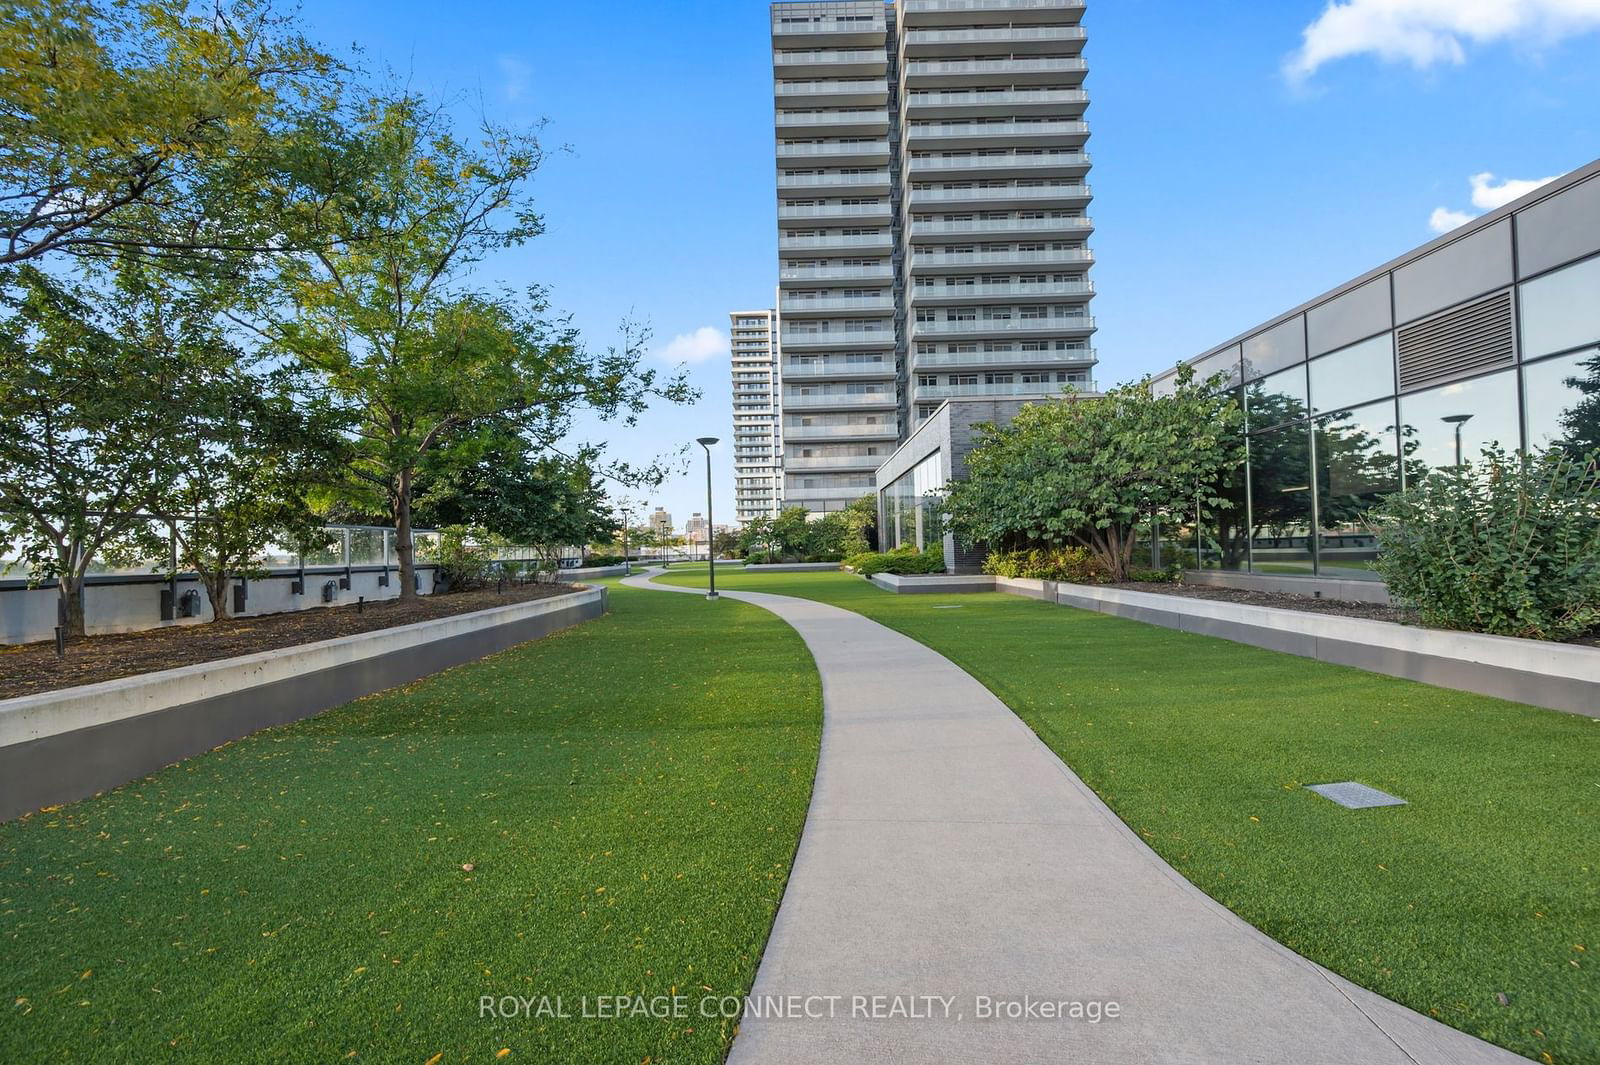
[583,553,627,567]
[982,546,1107,584]
[435,525,497,592]
[1370,446,1600,641]
[1126,567,1181,584]
[847,544,945,576]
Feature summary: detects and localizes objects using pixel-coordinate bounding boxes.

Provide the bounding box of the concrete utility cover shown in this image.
[931,605,964,609]
[1307,781,1407,809]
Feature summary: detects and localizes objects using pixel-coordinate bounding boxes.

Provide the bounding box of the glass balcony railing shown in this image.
[903,0,1084,12]
[781,328,896,346]
[778,203,892,219]
[905,88,1089,109]
[905,57,1088,76]
[913,347,1095,369]
[780,264,894,281]
[909,151,1090,172]
[775,78,889,96]
[777,110,890,127]
[914,280,1093,300]
[903,26,1086,46]
[779,295,894,313]
[912,247,1094,267]
[784,391,897,408]
[913,316,1095,335]
[916,379,1093,399]
[779,234,893,250]
[910,216,1092,236]
[910,183,1090,203]
[778,171,891,189]
[784,422,898,439]
[778,140,891,157]
[907,120,1089,140]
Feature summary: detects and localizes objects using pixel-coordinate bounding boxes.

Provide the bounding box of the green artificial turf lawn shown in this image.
[0,581,821,1065]
[659,566,1599,1064]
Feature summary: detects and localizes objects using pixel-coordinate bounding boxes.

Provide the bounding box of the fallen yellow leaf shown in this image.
[424,1054,443,1065]
[497,1051,511,1060]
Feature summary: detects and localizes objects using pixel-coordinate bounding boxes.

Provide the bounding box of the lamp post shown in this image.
[619,503,632,576]
[1442,413,1474,467]
[697,437,720,600]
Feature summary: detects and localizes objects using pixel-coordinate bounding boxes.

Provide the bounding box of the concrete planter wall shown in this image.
[863,573,1598,718]
[745,562,841,572]
[0,587,606,821]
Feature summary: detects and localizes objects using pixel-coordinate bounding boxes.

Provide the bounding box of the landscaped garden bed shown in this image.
[0,584,580,699]
[1113,580,1412,624]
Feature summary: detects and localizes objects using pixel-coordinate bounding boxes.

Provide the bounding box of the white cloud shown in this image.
[1427,206,1476,234]
[656,326,728,364]
[1285,0,1600,81]
[1467,170,1560,210]
[497,54,532,101]
[1427,171,1561,233]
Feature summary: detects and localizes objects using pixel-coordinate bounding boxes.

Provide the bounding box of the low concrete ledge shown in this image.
[868,573,996,594]
[745,562,841,572]
[1183,568,1393,606]
[0,587,607,820]
[556,565,627,580]
[1053,583,1599,718]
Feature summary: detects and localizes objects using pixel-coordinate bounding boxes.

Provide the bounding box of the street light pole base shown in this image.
[705,592,720,601]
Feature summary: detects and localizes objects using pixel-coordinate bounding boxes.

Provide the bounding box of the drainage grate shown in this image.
[1306,781,1407,809]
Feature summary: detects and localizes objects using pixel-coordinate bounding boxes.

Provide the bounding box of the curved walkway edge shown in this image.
[623,570,1523,1065]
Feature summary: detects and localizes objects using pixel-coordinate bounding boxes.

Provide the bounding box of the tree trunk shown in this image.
[58,576,86,640]
[396,466,416,600]
[200,568,231,623]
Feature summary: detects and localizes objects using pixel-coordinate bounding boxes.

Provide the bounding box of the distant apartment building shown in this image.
[649,507,673,538]
[730,308,784,524]
[771,0,1096,514]
[685,513,709,543]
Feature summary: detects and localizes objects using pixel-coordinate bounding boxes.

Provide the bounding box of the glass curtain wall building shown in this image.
[1152,158,1600,582]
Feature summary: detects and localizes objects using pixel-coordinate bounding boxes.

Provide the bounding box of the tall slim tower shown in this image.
[729,308,784,523]
[771,0,1095,512]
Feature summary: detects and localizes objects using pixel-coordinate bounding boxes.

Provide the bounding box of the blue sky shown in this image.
[297,1,1600,528]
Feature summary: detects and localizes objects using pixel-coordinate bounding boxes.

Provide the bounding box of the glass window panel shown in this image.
[1523,349,1600,458]
[1314,400,1400,581]
[1241,317,1306,381]
[1246,424,1314,575]
[1397,369,1520,479]
[1245,364,1310,431]
[1199,452,1249,572]
[1191,344,1242,390]
[1309,334,1396,415]
[1519,254,1600,360]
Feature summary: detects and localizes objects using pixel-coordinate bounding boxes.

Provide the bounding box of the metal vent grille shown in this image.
[1397,291,1514,393]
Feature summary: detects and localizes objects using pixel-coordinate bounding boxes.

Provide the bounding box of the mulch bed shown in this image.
[1110,580,1416,624]
[0,583,582,699]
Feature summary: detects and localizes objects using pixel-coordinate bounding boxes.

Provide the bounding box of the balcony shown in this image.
[903,56,1088,85]
[785,390,898,409]
[778,233,894,254]
[901,25,1087,56]
[776,109,890,136]
[909,216,1093,239]
[779,294,894,316]
[780,264,894,283]
[912,280,1093,304]
[785,453,886,471]
[778,140,891,167]
[915,379,1093,400]
[908,151,1090,178]
[913,346,1095,369]
[901,0,1086,22]
[777,171,892,193]
[777,202,892,222]
[905,119,1090,150]
[771,14,886,49]
[774,78,889,107]
[772,49,887,77]
[784,484,878,504]
[912,315,1094,337]
[784,421,899,440]
[908,182,1091,207]
[903,88,1088,118]
[912,246,1094,271]
[782,360,896,378]
[781,328,896,349]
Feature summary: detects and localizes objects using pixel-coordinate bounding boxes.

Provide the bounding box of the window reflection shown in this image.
[1245,364,1309,431]
[1397,370,1520,478]
[1520,254,1600,360]
[1309,334,1395,415]
[1314,400,1399,581]
[1523,349,1600,459]
[1199,454,1249,572]
[1246,423,1314,575]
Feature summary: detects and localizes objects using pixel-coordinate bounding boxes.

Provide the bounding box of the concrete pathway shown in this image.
[623,570,1522,1064]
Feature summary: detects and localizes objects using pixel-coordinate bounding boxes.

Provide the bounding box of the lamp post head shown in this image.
[696,436,719,447]
[1441,414,1473,425]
